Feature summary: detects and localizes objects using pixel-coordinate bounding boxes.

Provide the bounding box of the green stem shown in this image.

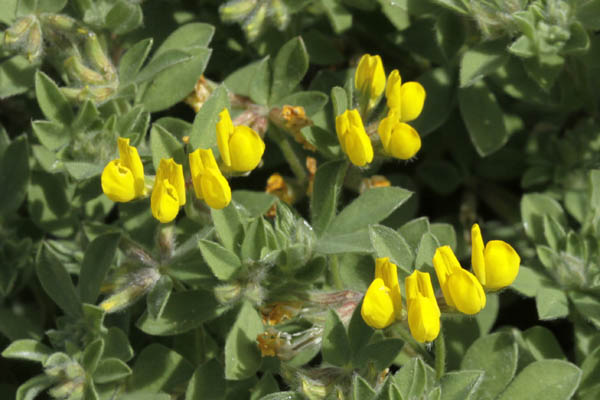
[329,255,343,290]
[392,325,434,364]
[435,328,446,380]
[271,127,308,183]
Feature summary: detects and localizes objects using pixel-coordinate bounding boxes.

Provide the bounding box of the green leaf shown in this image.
[311,159,347,235]
[103,327,133,362]
[369,225,414,275]
[142,47,212,112]
[315,230,373,254]
[459,80,508,156]
[82,338,104,374]
[352,374,376,400]
[129,343,194,393]
[249,56,271,105]
[355,338,404,371]
[520,193,567,243]
[522,326,565,361]
[93,358,132,384]
[31,120,69,151]
[198,239,242,280]
[326,187,413,236]
[432,0,469,14]
[147,275,173,320]
[36,243,82,317]
[0,307,43,341]
[440,370,484,400]
[241,217,268,261]
[185,359,226,400]
[0,135,29,216]
[1,339,52,363]
[497,360,581,400]
[399,217,431,250]
[430,223,457,249]
[411,68,455,136]
[152,23,215,58]
[393,358,427,399]
[137,290,225,336]
[322,0,352,33]
[79,233,120,304]
[461,332,518,400]
[580,347,600,397]
[211,204,244,252]
[414,232,440,270]
[232,190,276,217]
[250,373,279,400]
[105,0,142,34]
[119,38,153,85]
[189,85,230,150]
[135,49,191,84]
[578,0,600,30]
[348,301,373,358]
[378,0,410,30]
[0,55,38,99]
[224,302,264,380]
[270,37,309,101]
[274,91,328,116]
[522,54,564,92]
[322,309,351,367]
[536,286,569,320]
[460,40,510,87]
[150,123,185,170]
[15,374,54,400]
[510,265,550,297]
[35,71,73,125]
[331,86,348,117]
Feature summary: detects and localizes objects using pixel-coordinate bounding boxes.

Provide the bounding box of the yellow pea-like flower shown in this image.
[216,108,265,172]
[101,137,145,202]
[405,270,440,343]
[433,246,486,315]
[189,148,232,209]
[151,158,186,223]
[385,69,426,122]
[355,54,386,102]
[335,109,373,167]
[471,224,521,291]
[361,258,402,329]
[378,110,422,160]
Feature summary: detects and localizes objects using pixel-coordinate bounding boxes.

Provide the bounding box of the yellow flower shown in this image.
[355,54,386,102]
[216,108,265,172]
[433,246,486,315]
[335,109,373,167]
[151,158,186,223]
[101,137,145,202]
[471,223,521,291]
[361,258,402,329]
[385,69,426,122]
[189,148,232,209]
[377,110,422,160]
[405,270,440,343]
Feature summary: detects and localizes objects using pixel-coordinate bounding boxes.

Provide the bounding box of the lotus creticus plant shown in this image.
[216,107,266,172]
[405,270,441,343]
[101,137,146,202]
[361,257,402,329]
[471,223,521,291]
[385,69,426,122]
[189,148,232,209]
[335,109,373,167]
[433,246,487,315]
[377,110,422,160]
[151,158,186,223]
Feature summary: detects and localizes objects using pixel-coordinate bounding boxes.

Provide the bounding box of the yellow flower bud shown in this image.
[433,246,486,315]
[101,138,145,202]
[361,258,402,329]
[471,224,521,291]
[405,270,440,343]
[151,158,185,223]
[385,69,426,122]
[355,54,386,101]
[189,148,232,209]
[216,108,265,172]
[335,109,373,167]
[378,110,422,160]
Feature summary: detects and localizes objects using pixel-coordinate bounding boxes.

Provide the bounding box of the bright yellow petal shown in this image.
[117,137,145,197]
[216,108,233,167]
[446,268,486,315]
[385,69,402,110]
[371,55,386,100]
[361,278,395,329]
[407,295,441,343]
[229,126,265,172]
[355,54,371,94]
[471,223,486,286]
[344,129,373,167]
[483,240,520,290]
[189,149,205,200]
[375,258,402,319]
[201,169,232,209]
[151,178,180,223]
[335,111,349,151]
[158,158,185,206]
[377,111,396,151]
[101,160,136,202]
[388,123,421,160]
[399,82,426,122]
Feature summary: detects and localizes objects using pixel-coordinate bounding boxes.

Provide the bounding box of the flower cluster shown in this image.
[361,224,520,342]
[336,54,426,167]
[101,108,265,223]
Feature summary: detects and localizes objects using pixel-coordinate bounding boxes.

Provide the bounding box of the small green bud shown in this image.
[4,15,35,47]
[270,0,289,31]
[220,0,258,23]
[214,282,242,304]
[48,379,84,399]
[41,14,78,32]
[26,22,43,62]
[243,1,268,41]
[64,56,106,85]
[84,32,116,81]
[99,268,160,313]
